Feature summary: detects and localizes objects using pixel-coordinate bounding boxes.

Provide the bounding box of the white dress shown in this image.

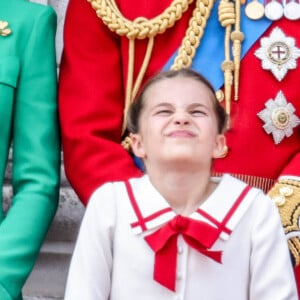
[64,174,298,300]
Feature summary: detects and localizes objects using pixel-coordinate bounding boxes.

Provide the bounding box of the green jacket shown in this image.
[0,1,60,299]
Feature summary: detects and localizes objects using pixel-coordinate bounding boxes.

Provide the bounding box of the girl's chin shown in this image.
[161,154,203,165]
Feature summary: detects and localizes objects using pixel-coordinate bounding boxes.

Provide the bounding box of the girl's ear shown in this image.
[213,134,227,159]
[130,133,146,158]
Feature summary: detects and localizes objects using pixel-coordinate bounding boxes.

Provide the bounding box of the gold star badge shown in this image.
[0,21,12,36]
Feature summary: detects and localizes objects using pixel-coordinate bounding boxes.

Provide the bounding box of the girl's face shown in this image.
[130,76,226,169]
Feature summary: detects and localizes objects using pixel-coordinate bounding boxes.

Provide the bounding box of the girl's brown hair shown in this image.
[127,68,228,134]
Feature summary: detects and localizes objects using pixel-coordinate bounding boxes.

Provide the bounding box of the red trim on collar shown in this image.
[195,209,232,235]
[125,180,147,231]
[196,185,252,235]
[131,207,172,229]
[221,185,252,227]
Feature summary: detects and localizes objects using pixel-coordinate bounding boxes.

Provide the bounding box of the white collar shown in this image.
[126,174,260,241]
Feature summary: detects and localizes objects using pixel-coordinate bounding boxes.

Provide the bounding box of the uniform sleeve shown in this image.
[0,7,60,300]
[64,184,116,300]
[268,153,300,273]
[268,174,300,293]
[249,193,298,300]
[58,0,142,206]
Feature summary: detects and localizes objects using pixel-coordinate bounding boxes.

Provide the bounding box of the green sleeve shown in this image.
[0,6,60,300]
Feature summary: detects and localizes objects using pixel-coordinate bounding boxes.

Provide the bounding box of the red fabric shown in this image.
[281,153,300,177]
[145,215,222,291]
[295,266,300,296]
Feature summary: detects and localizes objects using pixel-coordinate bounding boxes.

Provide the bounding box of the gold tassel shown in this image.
[218,0,235,116]
[231,0,244,100]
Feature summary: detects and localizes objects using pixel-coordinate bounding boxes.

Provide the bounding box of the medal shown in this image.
[245,0,265,19]
[283,0,300,20]
[255,27,300,81]
[264,0,284,20]
[257,91,300,144]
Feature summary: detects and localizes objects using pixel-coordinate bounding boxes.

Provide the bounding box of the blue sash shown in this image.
[163,0,272,90]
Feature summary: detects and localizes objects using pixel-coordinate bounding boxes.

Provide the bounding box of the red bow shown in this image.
[144,215,222,291]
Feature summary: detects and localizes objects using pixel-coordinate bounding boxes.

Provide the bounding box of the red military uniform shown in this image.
[59,0,300,290]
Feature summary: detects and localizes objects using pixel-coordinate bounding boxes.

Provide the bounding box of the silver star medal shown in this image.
[257,91,300,144]
[255,27,300,81]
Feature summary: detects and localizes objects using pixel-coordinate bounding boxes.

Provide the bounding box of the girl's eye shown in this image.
[156,110,172,115]
[190,110,207,116]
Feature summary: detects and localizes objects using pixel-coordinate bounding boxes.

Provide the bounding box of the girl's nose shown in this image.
[174,112,190,125]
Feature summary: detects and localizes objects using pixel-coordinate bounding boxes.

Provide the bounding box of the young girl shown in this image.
[64,69,298,299]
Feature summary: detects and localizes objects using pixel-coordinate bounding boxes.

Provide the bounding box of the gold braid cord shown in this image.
[88,0,215,136]
[171,0,215,70]
[268,180,300,266]
[89,0,192,40]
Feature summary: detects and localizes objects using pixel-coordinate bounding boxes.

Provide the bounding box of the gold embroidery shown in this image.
[269,180,300,266]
